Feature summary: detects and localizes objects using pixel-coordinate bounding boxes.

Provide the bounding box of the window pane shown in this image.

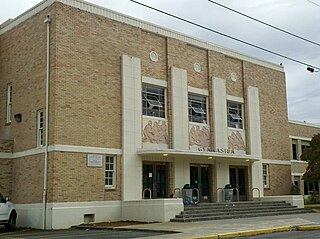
[142,85,165,118]
[188,94,207,123]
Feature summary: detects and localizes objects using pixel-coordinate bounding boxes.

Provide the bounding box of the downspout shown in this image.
[43,14,51,230]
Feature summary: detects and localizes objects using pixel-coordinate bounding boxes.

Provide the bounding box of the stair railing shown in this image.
[192,188,200,203]
[142,188,152,199]
[174,188,181,198]
[233,188,240,202]
[216,188,224,203]
[252,187,261,201]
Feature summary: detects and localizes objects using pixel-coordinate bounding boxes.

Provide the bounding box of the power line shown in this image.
[130,0,320,70]
[208,0,320,47]
[305,0,320,8]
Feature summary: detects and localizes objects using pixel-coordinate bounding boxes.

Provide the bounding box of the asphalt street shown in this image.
[0,228,174,239]
[235,230,320,239]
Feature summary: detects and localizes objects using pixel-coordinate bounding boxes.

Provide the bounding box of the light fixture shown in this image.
[163,153,168,157]
[14,113,22,123]
[208,156,213,160]
[245,159,250,162]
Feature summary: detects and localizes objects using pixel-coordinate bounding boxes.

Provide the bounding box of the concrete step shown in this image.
[171,209,313,222]
[177,207,309,218]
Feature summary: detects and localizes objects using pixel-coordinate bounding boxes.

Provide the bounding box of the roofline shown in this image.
[0,0,284,72]
[288,120,320,129]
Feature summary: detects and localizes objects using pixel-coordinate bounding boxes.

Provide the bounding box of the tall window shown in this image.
[142,85,165,118]
[292,139,298,160]
[105,156,116,189]
[37,110,44,147]
[227,101,243,129]
[263,164,270,188]
[188,94,207,124]
[301,141,310,155]
[6,84,13,123]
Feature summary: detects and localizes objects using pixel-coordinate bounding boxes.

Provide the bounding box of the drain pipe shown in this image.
[42,14,51,230]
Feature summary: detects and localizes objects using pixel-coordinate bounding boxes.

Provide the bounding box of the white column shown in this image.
[174,158,190,190]
[171,67,189,150]
[212,77,228,149]
[247,86,263,197]
[215,160,230,202]
[121,55,142,201]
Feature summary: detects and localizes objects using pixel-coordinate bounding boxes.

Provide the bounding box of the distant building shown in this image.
[0,0,319,229]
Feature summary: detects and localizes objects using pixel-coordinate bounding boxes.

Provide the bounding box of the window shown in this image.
[37,110,44,147]
[105,156,116,188]
[292,139,298,160]
[301,141,310,155]
[188,94,207,123]
[263,164,270,188]
[142,85,165,118]
[6,84,12,123]
[227,101,243,129]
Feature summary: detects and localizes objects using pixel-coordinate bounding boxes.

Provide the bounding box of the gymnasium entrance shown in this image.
[190,165,211,202]
[143,162,168,199]
[229,166,248,201]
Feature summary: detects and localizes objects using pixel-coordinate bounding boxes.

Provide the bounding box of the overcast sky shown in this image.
[1,0,320,124]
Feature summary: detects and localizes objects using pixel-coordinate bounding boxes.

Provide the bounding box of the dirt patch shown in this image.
[77,221,151,229]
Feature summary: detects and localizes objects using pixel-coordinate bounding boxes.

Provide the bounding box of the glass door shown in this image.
[143,162,168,199]
[190,165,210,202]
[229,167,247,201]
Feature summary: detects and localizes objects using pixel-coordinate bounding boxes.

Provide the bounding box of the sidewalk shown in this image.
[113,212,320,239]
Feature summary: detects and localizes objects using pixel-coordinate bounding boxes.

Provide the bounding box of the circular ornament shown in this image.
[149,51,159,62]
[230,72,238,82]
[193,63,201,73]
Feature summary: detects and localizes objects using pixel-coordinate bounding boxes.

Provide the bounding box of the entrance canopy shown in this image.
[137,149,259,163]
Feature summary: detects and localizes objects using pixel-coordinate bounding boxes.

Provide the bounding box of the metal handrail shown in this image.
[142,188,152,199]
[252,188,261,201]
[233,188,240,202]
[174,188,181,198]
[216,187,224,202]
[192,188,200,203]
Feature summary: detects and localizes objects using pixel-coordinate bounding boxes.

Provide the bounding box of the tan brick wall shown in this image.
[48,152,121,203]
[0,139,13,153]
[0,159,12,196]
[11,154,44,204]
[243,63,290,161]
[288,122,320,138]
[291,162,308,174]
[264,164,291,195]
[0,8,55,152]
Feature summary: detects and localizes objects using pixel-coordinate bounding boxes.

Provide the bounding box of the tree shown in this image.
[302,133,320,203]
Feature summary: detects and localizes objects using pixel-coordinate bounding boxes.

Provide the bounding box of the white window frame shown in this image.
[6,83,13,124]
[227,101,243,129]
[188,93,207,124]
[263,164,270,189]
[142,85,165,118]
[37,110,44,147]
[105,155,116,189]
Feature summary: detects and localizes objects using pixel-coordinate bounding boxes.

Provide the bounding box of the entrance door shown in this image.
[229,167,247,201]
[143,162,168,199]
[190,165,210,202]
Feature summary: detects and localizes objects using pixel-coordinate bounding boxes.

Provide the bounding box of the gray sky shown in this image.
[1,0,320,124]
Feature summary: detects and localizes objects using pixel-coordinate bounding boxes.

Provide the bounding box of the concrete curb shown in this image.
[189,225,320,239]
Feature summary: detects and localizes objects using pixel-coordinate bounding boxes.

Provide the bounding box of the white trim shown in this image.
[142,76,167,88]
[188,86,209,96]
[0,0,283,72]
[291,160,308,164]
[292,173,304,176]
[227,95,244,103]
[289,135,312,141]
[262,159,291,165]
[0,145,122,159]
[288,120,320,129]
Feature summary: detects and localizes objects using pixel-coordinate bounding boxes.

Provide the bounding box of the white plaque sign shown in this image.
[87,154,103,167]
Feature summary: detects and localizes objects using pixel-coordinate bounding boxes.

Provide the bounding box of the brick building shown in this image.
[0,0,319,229]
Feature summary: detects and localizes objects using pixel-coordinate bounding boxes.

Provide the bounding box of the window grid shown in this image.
[105,156,116,188]
[188,94,207,124]
[37,110,44,147]
[6,84,12,123]
[142,85,165,118]
[263,164,270,188]
[227,101,243,129]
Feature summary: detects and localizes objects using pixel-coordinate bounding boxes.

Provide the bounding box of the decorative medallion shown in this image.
[149,51,159,62]
[230,72,238,82]
[193,63,201,73]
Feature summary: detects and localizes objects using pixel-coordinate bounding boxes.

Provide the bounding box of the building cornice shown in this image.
[0,0,284,72]
[288,120,320,129]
